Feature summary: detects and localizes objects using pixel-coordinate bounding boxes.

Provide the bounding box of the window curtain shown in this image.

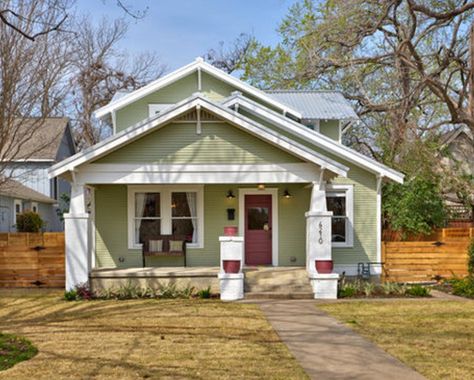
[186,192,197,243]
[135,193,146,243]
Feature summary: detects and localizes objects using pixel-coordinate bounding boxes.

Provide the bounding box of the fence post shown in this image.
[441,228,446,241]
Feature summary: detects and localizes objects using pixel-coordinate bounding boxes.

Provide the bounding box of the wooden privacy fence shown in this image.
[0,233,65,288]
[382,228,473,283]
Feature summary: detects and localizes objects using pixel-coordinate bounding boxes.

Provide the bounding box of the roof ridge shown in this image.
[265,89,343,94]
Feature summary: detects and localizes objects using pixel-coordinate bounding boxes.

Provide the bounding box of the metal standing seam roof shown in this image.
[266,90,359,120]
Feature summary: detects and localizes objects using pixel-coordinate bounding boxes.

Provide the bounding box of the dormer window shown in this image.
[148,104,173,118]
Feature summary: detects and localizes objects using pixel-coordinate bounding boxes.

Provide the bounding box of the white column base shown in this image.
[309,273,339,299]
[218,273,244,301]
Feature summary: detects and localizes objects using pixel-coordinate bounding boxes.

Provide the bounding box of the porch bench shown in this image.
[142,235,187,267]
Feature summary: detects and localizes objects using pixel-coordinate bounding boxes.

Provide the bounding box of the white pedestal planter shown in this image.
[219,236,244,301]
[308,273,340,299]
[218,273,244,301]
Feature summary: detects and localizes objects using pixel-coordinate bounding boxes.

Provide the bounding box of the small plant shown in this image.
[449,277,474,298]
[64,289,78,301]
[363,282,376,297]
[64,283,93,301]
[338,281,360,298]
[405,284,431,297]
[16,211,44,232]
[197,286,211,299]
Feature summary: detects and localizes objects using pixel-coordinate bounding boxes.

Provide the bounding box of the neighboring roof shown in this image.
[266,90,359,120]
[3,117,71,161]
[223,93,404,183]
[49,94,349,179]
[440,124,473,146]
[0,178,56,204]
[94,57,302,119]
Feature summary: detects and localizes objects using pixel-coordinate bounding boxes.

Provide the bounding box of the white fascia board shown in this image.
[50,94,347,179]
[94,60,199,119]
[224,95,404,183]
[198,61,302,119]
[93,58,302,120]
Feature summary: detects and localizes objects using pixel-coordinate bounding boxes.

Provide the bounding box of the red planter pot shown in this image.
[224,226,238,236]
[315,260,333,274]
[223,260,241,273]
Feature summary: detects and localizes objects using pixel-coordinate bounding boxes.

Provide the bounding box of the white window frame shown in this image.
[127,185,204,250]
[31,202,38,213]
[13,199,22,226]
[326,184,354,248]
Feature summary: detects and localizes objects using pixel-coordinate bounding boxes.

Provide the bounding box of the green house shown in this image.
[50,58,403,296]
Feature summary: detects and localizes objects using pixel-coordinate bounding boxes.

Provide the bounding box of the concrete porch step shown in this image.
[244,291,314,300]
[243,267,313,293]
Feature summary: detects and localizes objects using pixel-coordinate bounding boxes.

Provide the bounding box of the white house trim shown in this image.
[326,184,354,248]
[375,176,383,273]
[13,199,22,227]
[127,185,204,250]
[238,188,279,267]
[75,163,322,185]
[223,94,404,183]
[49,95,348,179]
[94,58,302,119]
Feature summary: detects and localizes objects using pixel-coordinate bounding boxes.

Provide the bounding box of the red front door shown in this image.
[245,194,272,265]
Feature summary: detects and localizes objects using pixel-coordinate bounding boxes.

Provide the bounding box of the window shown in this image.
[326,185,353,247]
[13,199,22,226]
[31,202,38,213]
[134,192,161,245]
[128,186,203,249]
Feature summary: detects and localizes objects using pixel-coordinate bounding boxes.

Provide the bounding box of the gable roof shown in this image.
[223,93,404,183]
[49,94,349,179]
[266,90,359,120]
[93,58,302,120]
[3,117,73,161]
[441,124,473,146]
[0,178,56,204]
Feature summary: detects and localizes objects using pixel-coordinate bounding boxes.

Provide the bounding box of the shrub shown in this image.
[64,283,93,301]
[197,286,211,299]
[468,238,474,276]
[450,277,474,298]
[405,284,431,297]
[16,211,44,232]
[383,177,446,238]
[363,282,376,297]
[338,281,360,298]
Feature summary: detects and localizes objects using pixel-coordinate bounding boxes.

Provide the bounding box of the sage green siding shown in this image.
[95,122,302,164]
[320,120,340,141]
[94,183,310,268]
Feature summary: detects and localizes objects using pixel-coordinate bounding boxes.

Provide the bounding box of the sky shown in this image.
[75,0,297,71]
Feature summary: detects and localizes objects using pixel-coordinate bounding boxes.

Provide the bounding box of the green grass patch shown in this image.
[0,333,37,371]
[320,300,474,379]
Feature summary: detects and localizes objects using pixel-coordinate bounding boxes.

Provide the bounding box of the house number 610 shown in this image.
[318,222,323,244]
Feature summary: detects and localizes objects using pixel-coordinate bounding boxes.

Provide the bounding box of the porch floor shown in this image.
[91,266,220,279]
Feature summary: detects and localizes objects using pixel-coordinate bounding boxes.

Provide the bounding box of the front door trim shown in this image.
[239,188,278,266]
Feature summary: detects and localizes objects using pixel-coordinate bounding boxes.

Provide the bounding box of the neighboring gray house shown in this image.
[2,118,76,232]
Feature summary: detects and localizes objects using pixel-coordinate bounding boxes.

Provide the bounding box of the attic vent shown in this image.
[174,109,221,122]
[148,104,174,117]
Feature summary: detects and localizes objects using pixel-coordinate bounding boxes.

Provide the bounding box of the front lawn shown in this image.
[319,300,474,380]
[0,290,307,379]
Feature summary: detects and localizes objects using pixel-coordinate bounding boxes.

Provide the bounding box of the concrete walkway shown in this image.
[254,299,426,380]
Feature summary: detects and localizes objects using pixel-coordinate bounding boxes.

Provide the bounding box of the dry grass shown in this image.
[319,300,474,380]
[0,290,307,379]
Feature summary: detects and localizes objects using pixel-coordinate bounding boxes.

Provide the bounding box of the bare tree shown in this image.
[205,33,255,74]
[0,0,70,41]
[70,16,165,147]
[0,0,73,185]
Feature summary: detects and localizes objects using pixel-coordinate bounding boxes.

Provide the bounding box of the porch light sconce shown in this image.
[283,189,292,199]
[257,184,265,190]
[226,190,235,199]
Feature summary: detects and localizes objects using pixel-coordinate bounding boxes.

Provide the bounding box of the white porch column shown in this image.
[305,180,339,299]
[64,183,90,291]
